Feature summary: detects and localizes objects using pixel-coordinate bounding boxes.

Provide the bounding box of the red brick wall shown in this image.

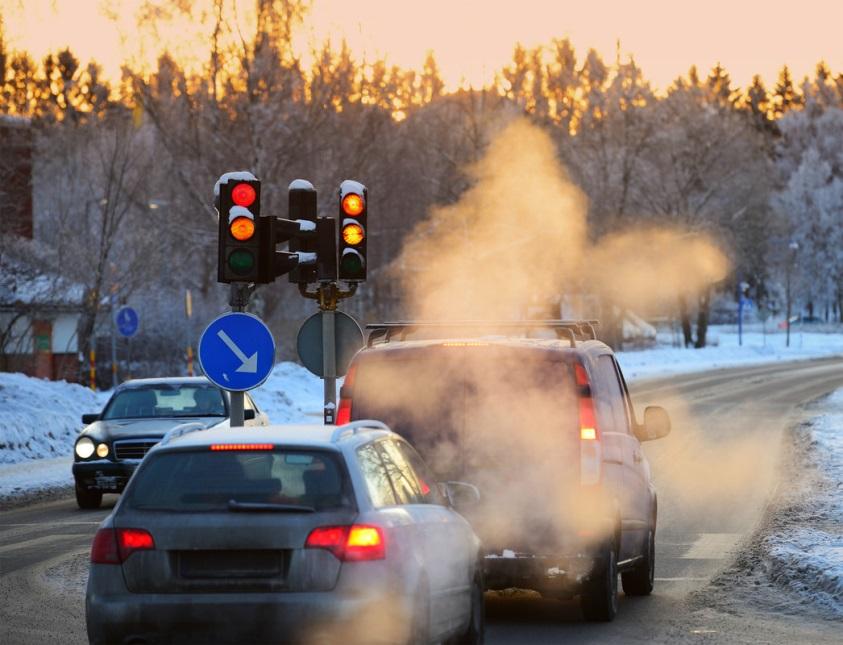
[0,119,34,239]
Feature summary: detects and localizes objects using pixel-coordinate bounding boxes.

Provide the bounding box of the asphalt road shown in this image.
[1,357,842,644]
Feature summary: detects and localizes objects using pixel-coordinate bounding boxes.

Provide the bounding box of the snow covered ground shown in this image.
[617,325,843,380]
[762,389,843,614]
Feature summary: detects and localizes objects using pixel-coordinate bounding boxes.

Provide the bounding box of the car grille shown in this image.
[114,439,159,460]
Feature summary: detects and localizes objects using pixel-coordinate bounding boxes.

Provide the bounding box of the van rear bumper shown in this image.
[483,551,602,594]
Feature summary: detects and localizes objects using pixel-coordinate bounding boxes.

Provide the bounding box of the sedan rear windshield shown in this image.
[124,450,352,512]
[102,385,226,419]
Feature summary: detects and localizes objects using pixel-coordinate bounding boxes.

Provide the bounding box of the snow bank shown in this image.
[763,389,843,614]
[0,373,109,464]
[249,361,323,423]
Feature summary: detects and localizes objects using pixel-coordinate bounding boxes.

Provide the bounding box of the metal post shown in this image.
[230,391,245,427]
[785,269,792,349]
[89,349,96,391]
[228,283,254,428]
[323,308,337,424]
[111,305,118,388]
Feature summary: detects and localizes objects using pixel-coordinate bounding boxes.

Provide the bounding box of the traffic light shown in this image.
[217,173,263,283]
[288,180,318,284]
[338,180,367,281]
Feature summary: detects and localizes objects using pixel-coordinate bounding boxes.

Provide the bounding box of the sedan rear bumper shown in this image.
[73,460,138,493]
[86,568,408,645]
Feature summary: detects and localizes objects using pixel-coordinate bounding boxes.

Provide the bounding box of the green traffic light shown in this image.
[340,250,364,278]
[228,249,255,276]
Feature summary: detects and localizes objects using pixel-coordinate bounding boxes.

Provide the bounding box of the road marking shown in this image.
[682,533,741,559]
[0,534,84,555]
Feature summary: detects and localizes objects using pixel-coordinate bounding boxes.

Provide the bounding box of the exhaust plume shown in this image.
[395,117,729,319]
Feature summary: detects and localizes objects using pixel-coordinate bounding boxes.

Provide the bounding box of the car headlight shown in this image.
[75,437,95,459]
[96,443,109,458]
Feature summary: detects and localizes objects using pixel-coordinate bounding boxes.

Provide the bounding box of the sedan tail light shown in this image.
[305,524,385,561]
[91,528,155,564]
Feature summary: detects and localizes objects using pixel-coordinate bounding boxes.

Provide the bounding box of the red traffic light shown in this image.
[342,193,364,217]
[232,183,256,207]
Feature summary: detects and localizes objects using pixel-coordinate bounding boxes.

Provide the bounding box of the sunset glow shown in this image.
[1,0,841,91]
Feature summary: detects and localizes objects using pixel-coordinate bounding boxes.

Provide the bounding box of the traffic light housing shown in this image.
[338,180,367,281]
[288,180,318,284]
[217,174,263,283]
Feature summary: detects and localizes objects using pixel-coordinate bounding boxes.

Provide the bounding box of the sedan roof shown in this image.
[159,424,364,452]
[118,376,216,389]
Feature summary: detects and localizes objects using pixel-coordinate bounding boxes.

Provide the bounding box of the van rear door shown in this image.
[349,344,581,553]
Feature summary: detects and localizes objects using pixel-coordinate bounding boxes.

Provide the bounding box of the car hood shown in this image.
[82,417,228,440]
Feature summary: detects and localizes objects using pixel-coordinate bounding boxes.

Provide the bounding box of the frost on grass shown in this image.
[762,389,843,615]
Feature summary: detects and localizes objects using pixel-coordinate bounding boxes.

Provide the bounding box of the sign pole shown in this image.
[110,295,118,388]
[319,284,338,424]
[227,283,255,427]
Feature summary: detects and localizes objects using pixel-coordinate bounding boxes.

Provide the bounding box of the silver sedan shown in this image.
[85,421,484,644]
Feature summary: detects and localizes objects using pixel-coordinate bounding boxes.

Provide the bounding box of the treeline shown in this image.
[1,0,842,370]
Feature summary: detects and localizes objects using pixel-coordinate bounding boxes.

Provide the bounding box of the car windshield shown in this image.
[124,450,352,512]
[102,385,226,420]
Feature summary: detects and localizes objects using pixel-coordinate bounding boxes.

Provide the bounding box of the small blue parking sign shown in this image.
[115,306,139,338]
[198,312,275,391]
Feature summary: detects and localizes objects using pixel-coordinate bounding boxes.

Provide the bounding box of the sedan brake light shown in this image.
[305,524,385,561]
[91,528,155,564]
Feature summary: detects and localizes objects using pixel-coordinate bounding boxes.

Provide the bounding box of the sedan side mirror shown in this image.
[635,406,671,442]
[244,410,256,421]
[81,413,100,425]
[443,481,480,510]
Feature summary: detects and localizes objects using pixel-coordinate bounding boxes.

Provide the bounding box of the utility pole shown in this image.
[786,241,799,348]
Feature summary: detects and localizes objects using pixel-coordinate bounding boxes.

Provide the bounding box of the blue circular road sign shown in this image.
[198,312,275,391]
[115,306,139,338]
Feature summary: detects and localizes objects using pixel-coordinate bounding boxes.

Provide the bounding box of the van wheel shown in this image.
[75,483,102,509]
[622,528,655,596]
[580,539,619,622]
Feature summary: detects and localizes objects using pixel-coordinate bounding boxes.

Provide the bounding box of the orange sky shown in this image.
[1,0,841,91]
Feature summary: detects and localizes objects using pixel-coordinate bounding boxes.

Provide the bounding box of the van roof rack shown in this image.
[330,420,391,443]
[365,320,599,347]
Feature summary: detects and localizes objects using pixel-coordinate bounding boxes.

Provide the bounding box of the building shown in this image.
[1,116,86,382]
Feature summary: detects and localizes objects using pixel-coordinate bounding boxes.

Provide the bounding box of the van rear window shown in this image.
[124,450,351,512]
[350,348,578,479]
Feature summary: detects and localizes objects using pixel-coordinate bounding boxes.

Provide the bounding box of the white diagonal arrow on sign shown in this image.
[217,330,258,373]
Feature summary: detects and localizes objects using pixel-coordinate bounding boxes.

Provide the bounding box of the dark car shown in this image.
[73,377,269,509]
[335,320,671,621]
[85,422,483,645]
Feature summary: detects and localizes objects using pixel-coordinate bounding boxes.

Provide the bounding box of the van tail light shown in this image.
[91,528,155,564]
[336,398,352,425]
[336,364,357,425]
[305,524,385,561]
[575,362,602,486]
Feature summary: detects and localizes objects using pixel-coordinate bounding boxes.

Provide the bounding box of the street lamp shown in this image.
[786,241,799,348]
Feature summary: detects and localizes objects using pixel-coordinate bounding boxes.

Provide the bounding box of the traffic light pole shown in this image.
[228,283,255,427]
[300,282,357,424]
